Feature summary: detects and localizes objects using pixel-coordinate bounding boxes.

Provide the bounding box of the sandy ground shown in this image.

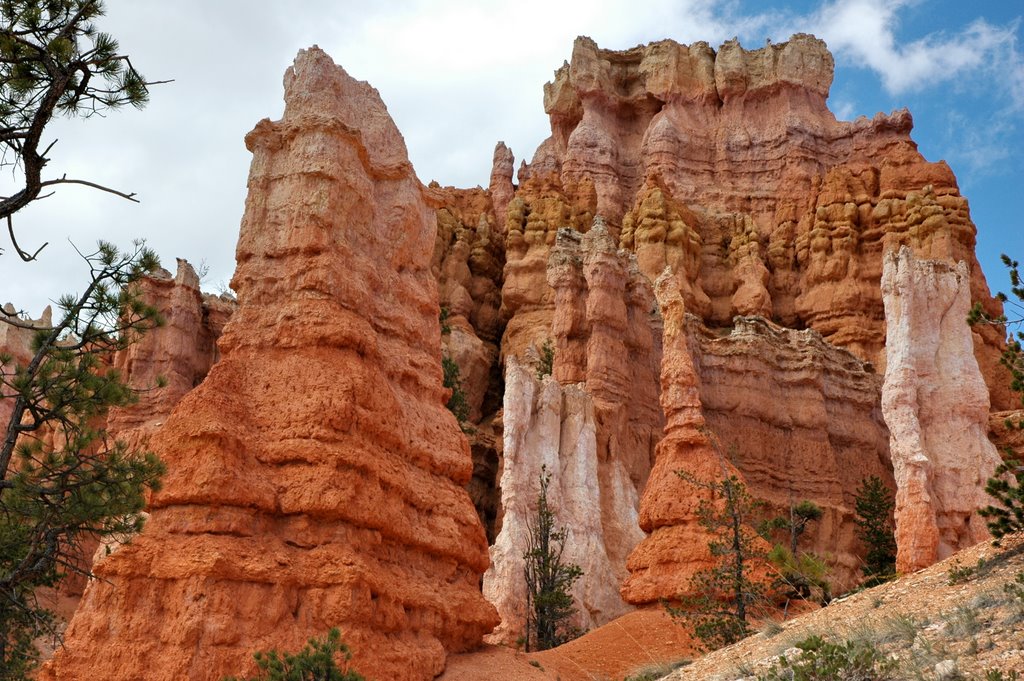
[440,609,696,681]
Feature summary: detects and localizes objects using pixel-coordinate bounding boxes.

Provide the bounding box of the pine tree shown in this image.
[969,254,1024,542]
[523,465,583,651]
[0,241,166,677]
[761,499,830,604]
[762,499,823,556]
[0,0,159,261]
[853,476,897,584]
[669,447,769,651]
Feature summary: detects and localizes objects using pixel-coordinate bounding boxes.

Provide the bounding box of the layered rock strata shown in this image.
[692,316,892,590]
[547,220,662,505]
[43,46,497,681]
[881,247,1004,573]
[506,34,1009,407]
[624,272,894,603]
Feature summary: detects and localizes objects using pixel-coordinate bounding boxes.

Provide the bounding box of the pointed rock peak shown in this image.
[173,258,200,288]
[493,140,513,160]
[275,45,410,173]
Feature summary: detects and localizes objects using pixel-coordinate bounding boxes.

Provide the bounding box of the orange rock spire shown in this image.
[43,46,497,681]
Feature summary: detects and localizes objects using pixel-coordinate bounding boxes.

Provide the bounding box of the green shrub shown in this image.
[1005,571,1024,607]
[947,559,977,585]
[536,338,555,380]
[623,659,690,681]
[222,628,364,681]
[442,354,470,427]
[439,305,451,335]
[756,635,896,681]
[767,545,831,605]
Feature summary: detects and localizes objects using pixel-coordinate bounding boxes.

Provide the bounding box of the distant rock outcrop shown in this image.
[881,247,1003,573]
[0,304,51,434]
[106,259,234,451]
[42,46,497,681]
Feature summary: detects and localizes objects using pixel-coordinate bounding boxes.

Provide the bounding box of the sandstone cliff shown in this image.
[483,220,662,641]
[507,34,1009,408]
[42,47,497,681]
[13,31,1015,672]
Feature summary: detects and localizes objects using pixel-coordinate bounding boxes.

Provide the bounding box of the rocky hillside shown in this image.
[668,536,1024,681]
[1,31,1018,681]
[441,537,1024,680]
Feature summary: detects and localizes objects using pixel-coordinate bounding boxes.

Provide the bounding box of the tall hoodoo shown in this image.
[621,270,739,605]
[881,246,1003,573]
[43,47,497,681]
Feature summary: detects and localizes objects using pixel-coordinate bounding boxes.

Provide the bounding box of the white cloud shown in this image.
[799,0,1023,104]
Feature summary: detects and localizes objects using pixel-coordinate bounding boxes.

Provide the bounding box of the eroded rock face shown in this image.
[509,34,1010,409]
[43,47,497,681]
[623,271,894,603]
[990,411,1024,461]
[881,247,1004,573]
[621,270,738,605]
[484,358,631,642]
[692,316,892,591]
[484,220,662,641]
[0,304,51,433]
[106,259,235,451]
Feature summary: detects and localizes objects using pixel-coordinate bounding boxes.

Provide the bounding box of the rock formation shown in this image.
[16,31,1015,671]
[991,411,1024,461]
[0,304,51,433]
[510,34,1010,409]
[881,247,1004,573]
[43,46,497,681]
[484,220,661,641]
[621,270,740,605]
[623,273,892,604]
[106,259,235,451]
[691,315,892,590]
[484,358,623,641]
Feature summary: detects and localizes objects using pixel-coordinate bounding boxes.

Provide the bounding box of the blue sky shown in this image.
[1,0,1021,312]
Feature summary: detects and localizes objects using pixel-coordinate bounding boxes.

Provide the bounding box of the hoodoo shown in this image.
[42,47,497,681]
